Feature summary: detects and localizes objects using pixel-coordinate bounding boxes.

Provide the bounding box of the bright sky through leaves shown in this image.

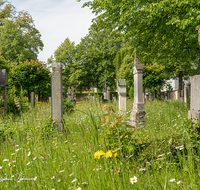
[10,0,94,63]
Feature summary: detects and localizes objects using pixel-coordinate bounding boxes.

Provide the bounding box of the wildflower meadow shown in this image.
[0,98,200,189]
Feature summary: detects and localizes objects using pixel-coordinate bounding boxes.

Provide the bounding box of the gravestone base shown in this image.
[53,121,63,132]
[130,109,146,127]
[188,110,200,126]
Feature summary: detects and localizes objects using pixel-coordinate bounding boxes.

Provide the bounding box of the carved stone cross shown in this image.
[134,48,137,59]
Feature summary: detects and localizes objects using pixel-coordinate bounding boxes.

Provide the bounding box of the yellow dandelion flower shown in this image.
[114,152,118,158]
[106,150,113,158]
[117,170,120,174]
[94,150,105,159]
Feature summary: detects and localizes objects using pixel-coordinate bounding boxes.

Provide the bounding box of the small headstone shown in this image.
[184,87,189,107]
[188,75,200,126]
[31,92,35,108]
[107,86,110,100]
[117,79,126,113]
[51,63,63,132]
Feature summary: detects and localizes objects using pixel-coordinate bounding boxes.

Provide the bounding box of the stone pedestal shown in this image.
[130,58,145,125]
[52,63,63,132]
[117,79,126,113]
[188,75,200,126]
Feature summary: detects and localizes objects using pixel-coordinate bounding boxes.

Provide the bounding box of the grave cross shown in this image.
[134,48,137,59]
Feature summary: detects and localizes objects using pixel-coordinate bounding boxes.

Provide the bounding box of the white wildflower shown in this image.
[27,151,31,156]
[72,179,78,183]
[3,159,9,162]
[169,179,175,182]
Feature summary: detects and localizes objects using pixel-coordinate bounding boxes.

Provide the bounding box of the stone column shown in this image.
[107,86,110,100]
[184,87,189,107]
[117,79,126,113]
[130,49,145,124]
[188,75,200,126]
[51,63,63,132]
[31,92,35,109]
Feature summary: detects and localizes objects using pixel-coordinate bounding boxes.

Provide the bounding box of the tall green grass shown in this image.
[0,99,199,189]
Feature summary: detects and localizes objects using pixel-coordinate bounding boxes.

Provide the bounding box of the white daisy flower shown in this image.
[130,176,137,184]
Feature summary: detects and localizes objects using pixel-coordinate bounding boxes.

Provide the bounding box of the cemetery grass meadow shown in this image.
[0,98,200,190]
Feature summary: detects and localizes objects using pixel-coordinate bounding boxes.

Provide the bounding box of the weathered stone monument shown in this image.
[184,86,189,107]
[0,69,8,112]
[31,92,35,109]
[104,80,107,100]
[188,75,200,126]
[117,79,126,113]
[130,48,145,124]
[107,86,110,100]
[51,63,63,132]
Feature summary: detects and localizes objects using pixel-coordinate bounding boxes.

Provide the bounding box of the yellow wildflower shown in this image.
[94,150,105,159]
[117,170,120,174]
[106,150,113,158]
[114,152,118,158]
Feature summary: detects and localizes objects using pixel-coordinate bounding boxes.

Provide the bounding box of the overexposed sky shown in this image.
[11,0,95,63]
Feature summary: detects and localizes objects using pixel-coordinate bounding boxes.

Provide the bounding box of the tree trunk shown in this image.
[179,71,183,99]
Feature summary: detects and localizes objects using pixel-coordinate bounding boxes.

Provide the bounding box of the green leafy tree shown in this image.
[9,60,51,101]
[0,2,43,63]
[51,25,124,92]
[82,0,200,93]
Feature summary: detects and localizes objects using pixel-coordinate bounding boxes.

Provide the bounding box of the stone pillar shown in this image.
[117,79,126,113]
[51,63,63,132]
[31,92,35,109]
[188,75,200,126]
[130,50,145,124]
[107,86,110,100]
[184,87,189,107]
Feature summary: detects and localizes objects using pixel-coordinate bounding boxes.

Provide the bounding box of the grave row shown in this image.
[0,58,199,131]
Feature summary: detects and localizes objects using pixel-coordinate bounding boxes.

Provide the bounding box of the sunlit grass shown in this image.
[0,99,200,189]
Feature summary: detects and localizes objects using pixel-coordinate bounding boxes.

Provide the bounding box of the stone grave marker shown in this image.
[188,75,200,126]
[107,86,110,100]
[104,80,107,100]
[117,79,126,113]
[31,92,35,109]
[130,48,145,125]
[0,69,8,112]
[51,63,63,132]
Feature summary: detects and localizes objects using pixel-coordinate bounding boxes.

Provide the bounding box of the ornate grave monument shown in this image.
[130,48,145,125]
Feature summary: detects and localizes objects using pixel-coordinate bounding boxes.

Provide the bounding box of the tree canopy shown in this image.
[81,0,200,90]
[0,1,43,63]
[9,60,51,100]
